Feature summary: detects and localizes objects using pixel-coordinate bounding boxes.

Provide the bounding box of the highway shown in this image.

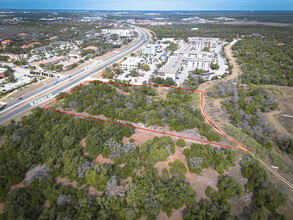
[0,26,150,124]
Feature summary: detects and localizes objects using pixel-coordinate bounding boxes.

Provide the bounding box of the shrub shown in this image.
[176,138,186,148]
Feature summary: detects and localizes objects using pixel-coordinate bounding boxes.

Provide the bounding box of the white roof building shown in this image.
[158,56,181,81]
[162,38,175,43]
[120,57,144,70]
[174,45,213,59]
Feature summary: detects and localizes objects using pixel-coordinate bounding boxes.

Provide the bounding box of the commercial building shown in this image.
[157,56,181,81]
[120,58,144,70]
[174,45,213,59]
[102,29,134,37]
[32,56,65,66]
[181,57,211,71]
[68,50,81,58]
[59,58,80,70]
[157,55,211,81]
[161,38,175,43]
[188,37,219,49]
[142,44,156,57]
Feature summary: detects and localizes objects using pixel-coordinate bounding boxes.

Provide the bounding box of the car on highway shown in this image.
[18,97,23,100]
[0,105,7,110]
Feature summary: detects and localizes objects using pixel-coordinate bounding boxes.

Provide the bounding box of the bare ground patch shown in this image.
[56,176,103,198]
[43,200,50,208]
[8,180,24,193]
[95,154,114,165]
[120,177,132,186]
[153,146,221,202]
[224,159,247,187]
[0,203,5,214]
[157,207,185,220]
[156,86,169,100]
[79,138,89,156]
[267,86,293,134]
[229,197,250,218]
[267,111,292,136]
[186,168,220,202]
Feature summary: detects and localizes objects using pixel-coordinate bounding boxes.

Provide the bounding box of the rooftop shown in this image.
[158,56,181,75]
[121,57,144,64]
[175,45,213,55]
[188,37,219,41]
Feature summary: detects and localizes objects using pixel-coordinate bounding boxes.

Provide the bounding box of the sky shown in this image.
[0,0,293,11]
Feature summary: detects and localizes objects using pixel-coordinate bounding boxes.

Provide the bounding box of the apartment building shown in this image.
[181,57,211,71]
[188,37,219,49]
[174,45,213,59]
[142,44,156,57]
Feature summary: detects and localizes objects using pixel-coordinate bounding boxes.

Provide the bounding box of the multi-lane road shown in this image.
[0,26,150,124]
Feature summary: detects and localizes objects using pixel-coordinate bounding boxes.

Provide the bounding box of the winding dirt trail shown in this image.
[199,39,293,191]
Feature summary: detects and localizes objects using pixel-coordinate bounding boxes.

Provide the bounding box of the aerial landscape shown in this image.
[0,0,293,219]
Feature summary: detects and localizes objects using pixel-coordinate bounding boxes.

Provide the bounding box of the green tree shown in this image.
[169,160,187,182]
[176,138,186,148]
[205,186,213,198]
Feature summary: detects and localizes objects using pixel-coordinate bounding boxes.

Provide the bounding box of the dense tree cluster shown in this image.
[1,162,197,219]
[85,122,135,159]
[176,138,186,148]
[183,143,236,174]
[169,159,187,182]
[141,136,175,164]
[60,82,220,140]
[275,136,293,157]
[0,103,288,219]
[0,108,134,201]
[151,77,175,86]
[183,72,205,90]
[207,81,238,98]
[233,37,293,86]
[148,23,293,44]
[241,158,287,212]
[216,176,243,200]
[184,175,242,219]
[183,199,235,220]
[102,65,123,79]
[216,85,277,145]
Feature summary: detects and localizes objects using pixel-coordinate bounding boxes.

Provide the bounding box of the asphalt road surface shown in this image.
[0,26,150,124]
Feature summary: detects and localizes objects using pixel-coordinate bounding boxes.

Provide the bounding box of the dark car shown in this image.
[0,104,7,110]
[18,97,23,100]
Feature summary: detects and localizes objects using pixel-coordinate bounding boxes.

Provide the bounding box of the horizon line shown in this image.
[1,9,293,12]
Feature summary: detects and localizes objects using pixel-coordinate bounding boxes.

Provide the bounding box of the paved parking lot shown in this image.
[117,63,156,85]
